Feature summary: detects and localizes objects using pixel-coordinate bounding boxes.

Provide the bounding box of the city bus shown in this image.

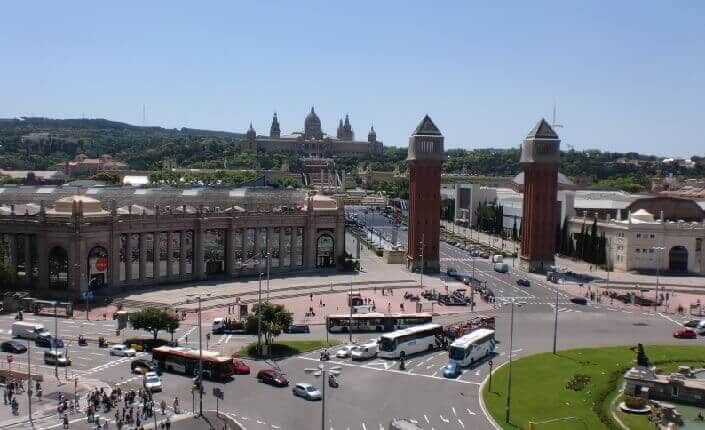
[448,329,496,367]
[378,323,444,359]
[151,346,234,380]
[326,312,433,333]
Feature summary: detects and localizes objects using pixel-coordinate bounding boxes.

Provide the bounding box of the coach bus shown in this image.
[378,323,444,359]
[448,329,496,367]
[326,312,432,333]
[151,346,234,380]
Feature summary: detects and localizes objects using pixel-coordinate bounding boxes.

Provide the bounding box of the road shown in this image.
[0,208,692,430]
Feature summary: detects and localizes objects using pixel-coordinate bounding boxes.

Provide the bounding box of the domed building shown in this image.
[241,107,383,158]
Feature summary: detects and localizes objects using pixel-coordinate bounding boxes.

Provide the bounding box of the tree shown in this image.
[92,170,122,185]
[635,343,650,367]
[129,307,180,340]
[512,218,518,241]
[245,302,293,346]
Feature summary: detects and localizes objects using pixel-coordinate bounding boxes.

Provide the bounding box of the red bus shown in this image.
[152,346,234,380]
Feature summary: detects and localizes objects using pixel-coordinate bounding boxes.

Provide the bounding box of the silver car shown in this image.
[292,383,322,400]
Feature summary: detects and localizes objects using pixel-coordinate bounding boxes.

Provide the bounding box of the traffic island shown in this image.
[480,345,705,429]
[234,339,340,359]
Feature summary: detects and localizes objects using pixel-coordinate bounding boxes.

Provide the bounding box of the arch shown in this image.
[316,234,335,268]
[48,246,69,289]
[87,245,109,289]
[669,246,688,273]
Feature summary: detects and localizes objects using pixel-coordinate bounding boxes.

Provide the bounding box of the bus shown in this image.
[327,312,433,333]
[151,346,234,380]
[378,323,444,359]
[448,329,496,367]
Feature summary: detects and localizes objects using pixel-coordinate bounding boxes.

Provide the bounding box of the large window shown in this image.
[159,232,168,277]
[257,228,267,260]
[204,229,226,275]
[283,227,292,267]
[245,228,256,260]
[130,234,140,280]
[119,234,127,282]
[234,229,243,267]
[271,228,280,268]
[316,234,334,268]
[145,233,154,279]
[171,232,181,276]
[16,234,26,280]
[184,230,193,275]
[48,246,69,289]
[296,227,304,266]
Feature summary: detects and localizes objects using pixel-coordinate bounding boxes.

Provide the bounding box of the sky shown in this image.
[1,1,704,157]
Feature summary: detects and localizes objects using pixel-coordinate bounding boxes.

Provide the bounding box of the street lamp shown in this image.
[305,364,342,430]
[186,292,211,417]
[505,299,517,423]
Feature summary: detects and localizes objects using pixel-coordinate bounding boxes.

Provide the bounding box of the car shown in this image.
[683,320,703,328]
[516,279,531,287]
[336,345,356,358]
[256,369,289,387]
[694,321,705,335]
[143,371,163,392]
[44,350,71,366]
[389,418,424,430]
[673,328,697,339]
[292,383,322,400]
[131,358,160,375]
[443,362,460,378]
[232,359,251,375]
[480,251,490,259]
[1,340,27,354]
[570,297,588,305]
[35,336,64,349]
[285,324,310,334]
[110,344,137,357]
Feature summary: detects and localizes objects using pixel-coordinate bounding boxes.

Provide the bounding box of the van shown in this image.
[12,322,50,340]
[44,350,71,366]
[492,254,503,263]
[212,318,225,335]
[351,342,378,361]
[494,263,509,273]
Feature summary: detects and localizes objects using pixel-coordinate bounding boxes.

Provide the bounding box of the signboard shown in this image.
[95,257,108,272]
[81,291,94,300]
[212,387,224,399]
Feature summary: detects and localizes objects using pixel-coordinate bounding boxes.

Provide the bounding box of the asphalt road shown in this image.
[1,208,695,430]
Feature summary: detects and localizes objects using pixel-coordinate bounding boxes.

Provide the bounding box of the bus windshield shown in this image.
[379,337,396,352]
[449,345,468,361]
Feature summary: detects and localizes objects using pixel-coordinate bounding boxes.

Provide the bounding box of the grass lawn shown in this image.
[236,339,341,359]
[482,345,705,430]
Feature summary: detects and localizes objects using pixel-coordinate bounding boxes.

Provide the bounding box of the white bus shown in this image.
[378,323,443,359]
[448,329,496,367]
[327,313,432,333]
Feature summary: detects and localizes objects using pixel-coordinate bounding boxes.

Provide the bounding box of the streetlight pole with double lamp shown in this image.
[505,299,516,424]
[305,364,342,430]
[186,292,210,417]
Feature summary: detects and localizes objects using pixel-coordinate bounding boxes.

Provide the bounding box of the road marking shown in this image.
[424,415,429,423]
[362,423,367,430]
[452,407,457,416]
[458,418,465,428]
[467,408,475,415]
[440,415,449,423]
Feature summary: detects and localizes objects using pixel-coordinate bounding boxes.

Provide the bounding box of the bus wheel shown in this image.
[400,351,406,359]
[428,344,433,352]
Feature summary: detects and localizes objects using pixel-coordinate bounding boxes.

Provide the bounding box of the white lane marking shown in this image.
[440,415,449,423]
[467,408,475,415]
[659,313,683,327]
[424,415,429,423]
[452,407,457,416]
[458,418,465,428]
[362,423,367,430]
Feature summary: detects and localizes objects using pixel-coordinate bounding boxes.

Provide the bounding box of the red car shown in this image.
[256,369,289,387]
[673,328,697,339]
[232,359,250,375]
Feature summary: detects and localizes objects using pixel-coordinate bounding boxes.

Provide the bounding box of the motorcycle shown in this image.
[14,312,23,321]
[78,335,87,346]
[319,350,330,361]
[328,374,339,388]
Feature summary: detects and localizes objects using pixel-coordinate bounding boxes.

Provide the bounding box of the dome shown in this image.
[304,107,322,139]
[305,107,320,125]
[630,209,656,223]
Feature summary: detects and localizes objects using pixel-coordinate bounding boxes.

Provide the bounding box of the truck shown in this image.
[12,322,51,340]
[493,262,509,273]
[211,317,245,335]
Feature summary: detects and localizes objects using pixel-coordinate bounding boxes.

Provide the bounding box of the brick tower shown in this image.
[407,115,445,273]
[519,119,561,272]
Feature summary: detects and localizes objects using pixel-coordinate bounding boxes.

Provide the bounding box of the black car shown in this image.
[1,340,27,354]
[570,297,588,305]
[131,358,160,375]
[516,278,530,287]
[35,336,64,348]
[285,324,310,334]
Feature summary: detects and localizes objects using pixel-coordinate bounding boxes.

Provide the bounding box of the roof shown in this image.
[381,323,442,339]
[0,170,65,180]
[526,118,559,139]
[413,115,442,135]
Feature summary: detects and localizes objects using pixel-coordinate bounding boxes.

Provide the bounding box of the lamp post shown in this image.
[504,299,515,424]
[652,246,665,312]
[305,364,342,430]
[186,292,211,417]
[53,301,59,379]
[26,339,32,423]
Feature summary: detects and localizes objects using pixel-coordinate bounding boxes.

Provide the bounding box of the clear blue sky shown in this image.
[2,1,704,157]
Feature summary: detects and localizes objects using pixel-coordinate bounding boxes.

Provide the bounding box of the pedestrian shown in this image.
[165,416,171,430]
[160,399,166,415]
[310,293,313,301]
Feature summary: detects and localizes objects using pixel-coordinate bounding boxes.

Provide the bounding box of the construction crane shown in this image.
[552,102,574,151]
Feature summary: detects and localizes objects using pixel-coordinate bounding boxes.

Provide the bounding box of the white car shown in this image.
[336,345,356,358]
[143,372,163,392]
[110,344,137,357]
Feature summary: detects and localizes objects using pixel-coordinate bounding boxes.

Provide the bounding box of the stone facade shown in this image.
[241,108,383,158]
[0,187,345,299]
[406,115,445,273]
[519,119,561,273]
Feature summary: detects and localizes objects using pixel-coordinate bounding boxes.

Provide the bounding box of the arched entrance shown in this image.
[669,246,689,273]
[48,246,68,289]
[316,234,334,268]
[87,246,109,289]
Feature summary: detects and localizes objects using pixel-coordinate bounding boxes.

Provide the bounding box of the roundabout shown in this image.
[481,345,705,429]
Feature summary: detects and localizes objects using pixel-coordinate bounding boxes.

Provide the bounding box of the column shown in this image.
[254,226,262,260]
[7,234,16,268]
[226,227,235,277]
[110,232,121,288]
[139,232,147,282]
[125,235,132,283]
[304,224,315,270]
[290,227,298,270]
[24,234,32,287]
[166,231,173,279]
[279,227,285,270]
[179,231,186,279]
[335,216,345,269]
[195,228,205,281]
[154,231,160,285]
[37,233,49,291]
